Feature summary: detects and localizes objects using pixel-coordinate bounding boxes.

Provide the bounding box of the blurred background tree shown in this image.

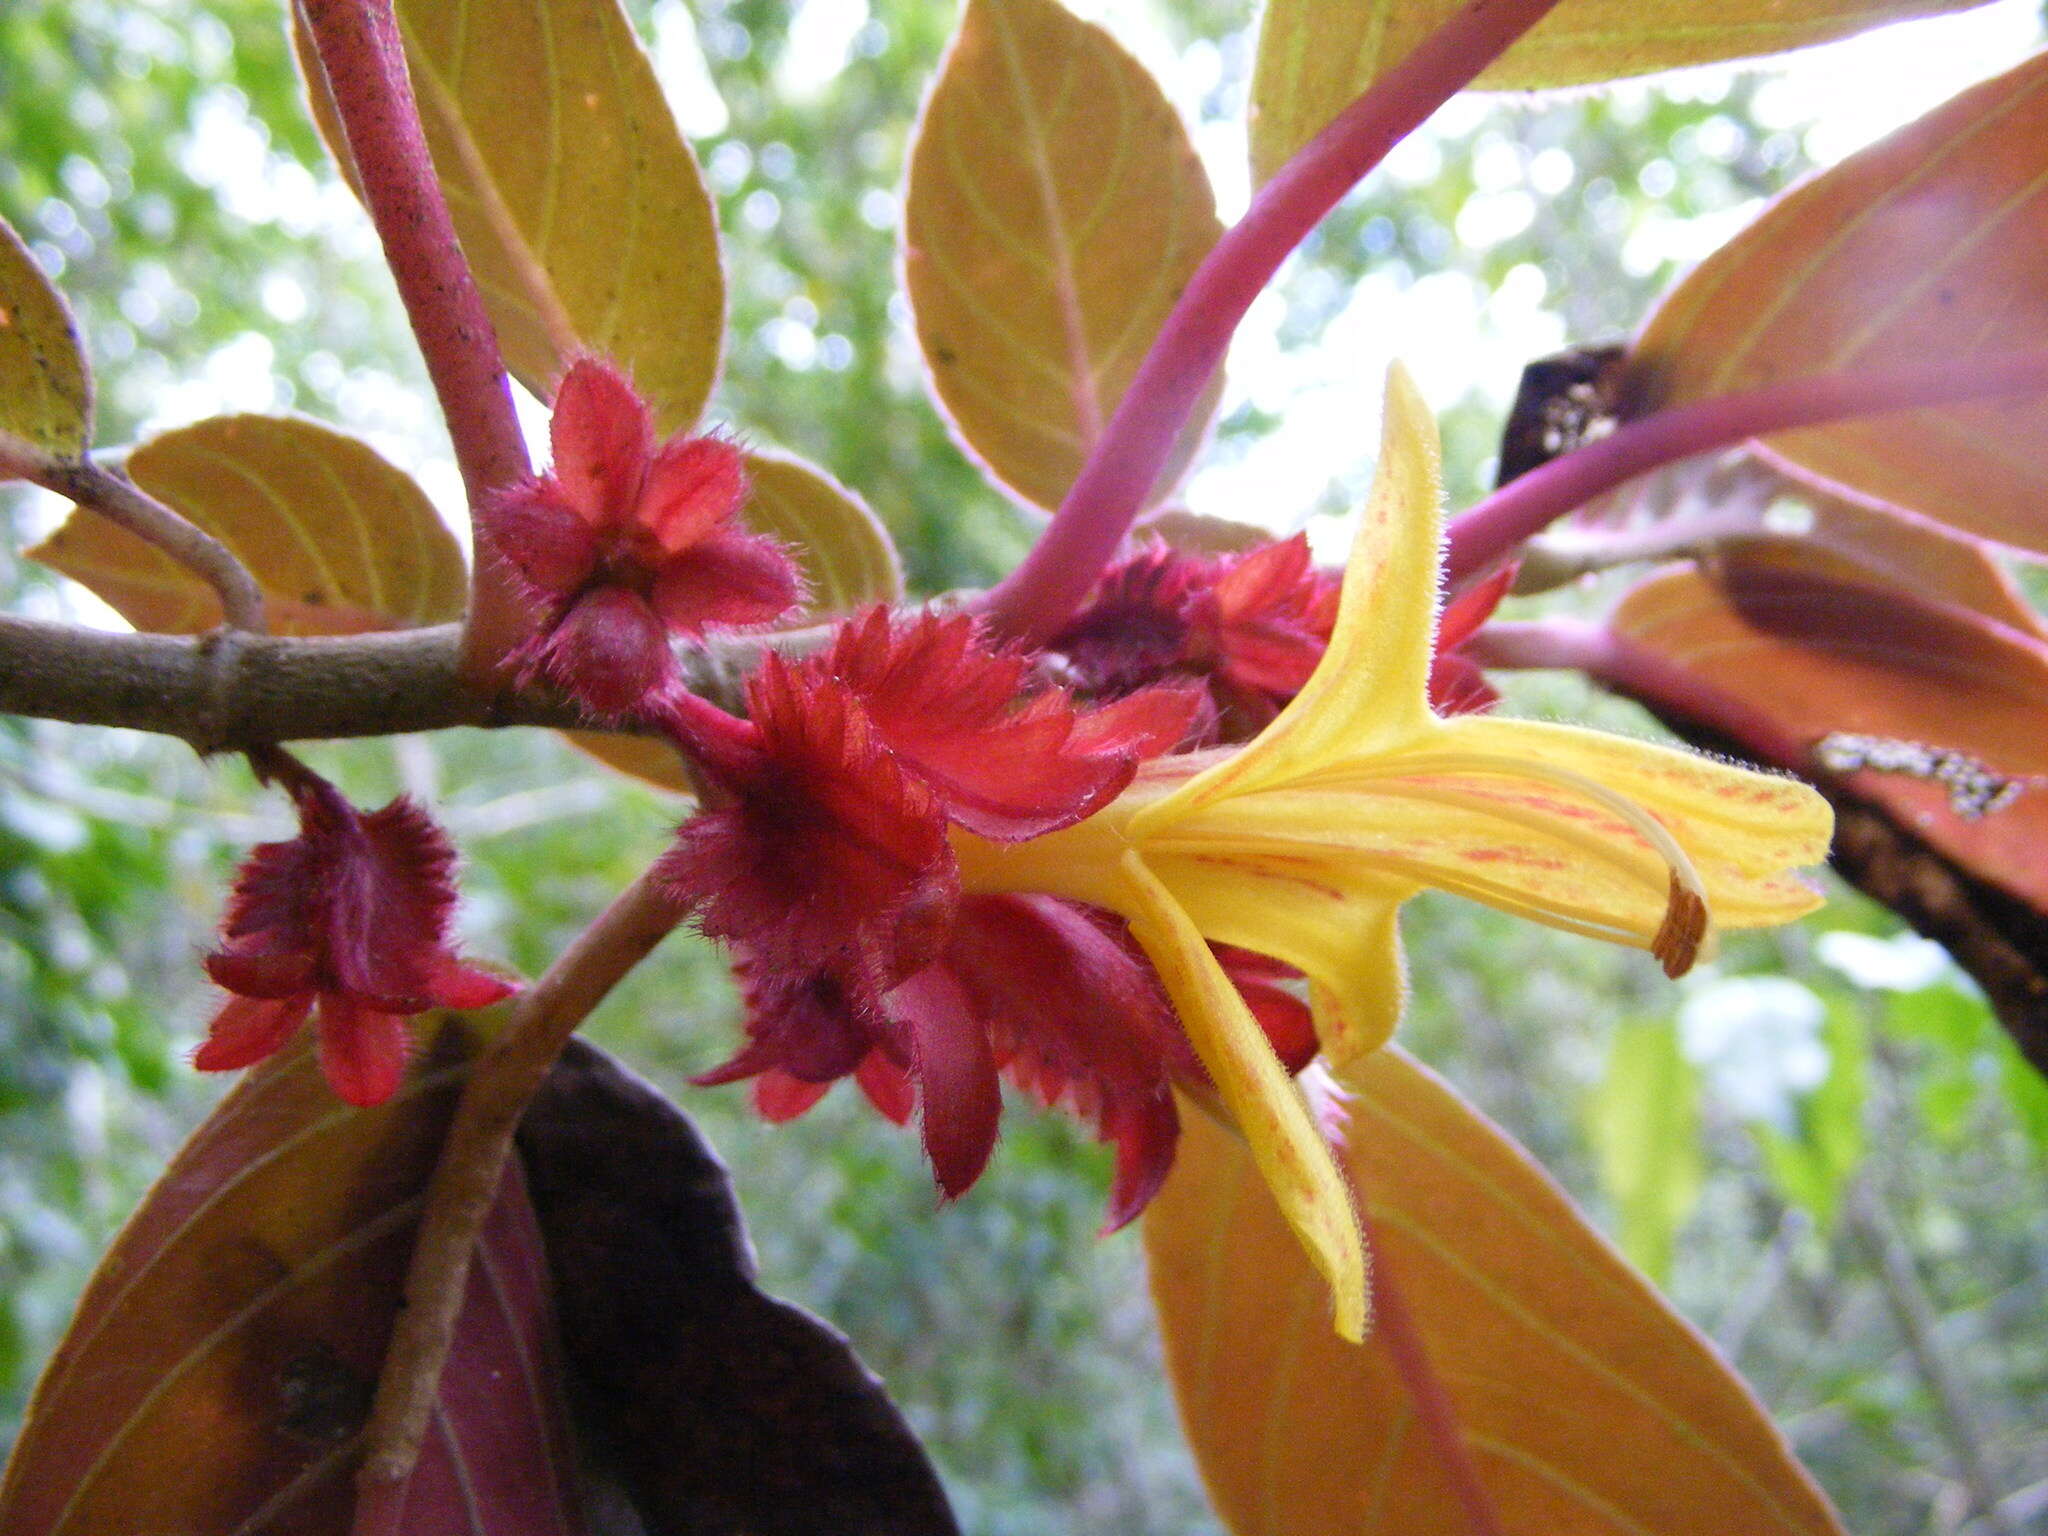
[2,2,2045,1532]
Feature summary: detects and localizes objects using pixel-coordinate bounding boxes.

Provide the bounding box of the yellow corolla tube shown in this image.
[958,365,1834,1340]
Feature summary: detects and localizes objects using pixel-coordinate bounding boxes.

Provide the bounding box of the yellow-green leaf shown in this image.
[741,448,903,614]
[0,215,91,456]
[562,448,901,793]
[1249,0,1992,185]
[1136,506,1274,556]
[29,414,467,635]
[295,0,723,433]
[0,1023,586,1536]
[903,0,1223,511]
[1144,1049,1846,1536]
[560,731,697,794]
[1630,51,2048,553]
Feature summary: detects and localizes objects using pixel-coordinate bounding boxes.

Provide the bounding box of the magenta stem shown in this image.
[1467,617,1815,771]
[296,0,532,685]
[1444,349,2048,592]
[982,0,1567,645]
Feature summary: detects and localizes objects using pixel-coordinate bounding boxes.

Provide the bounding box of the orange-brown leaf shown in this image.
[1613,559,2048,907]
[1630,50,2048,553]
[0,215,90,456]
[29,415,467,635]
[1740,481,2046,636]
[0,1025,585,1536]
[1249,0,1992,186]
[1144,1051,1846,1536]
[903,0,1223,511]
[295,0,723,434]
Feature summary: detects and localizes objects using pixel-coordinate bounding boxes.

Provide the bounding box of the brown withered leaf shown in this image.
[1826,791,2048,1077]
[1496,341,1628,486]
[1144,1052,1847,1536]
[1249,0,1991,186]
[1628,50,2048,554]
[0,1022,589,1536]
[518,1041,960,1536]
[0,214,90,456]
[903,0,1223,512]
[294,0,723,433]
[30,414,467,635]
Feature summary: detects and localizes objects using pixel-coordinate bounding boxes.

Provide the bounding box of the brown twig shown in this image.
[0,614,818,752]
[1,429,267,633]
[294,0,533,687]
[354,869,689,1508]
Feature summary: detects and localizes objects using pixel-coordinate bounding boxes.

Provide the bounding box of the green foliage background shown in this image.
[4,3,2047,1532]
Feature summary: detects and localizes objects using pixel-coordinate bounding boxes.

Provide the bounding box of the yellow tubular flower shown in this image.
[956,365,1834,1340]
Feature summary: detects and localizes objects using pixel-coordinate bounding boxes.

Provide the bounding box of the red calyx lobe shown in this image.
[476,357,802,716]
[1048,534,1337,732]
[724,896,1315,1232]
[195,764,514,1106]
[1049,533,1509,732]
[659,607,1224,1224]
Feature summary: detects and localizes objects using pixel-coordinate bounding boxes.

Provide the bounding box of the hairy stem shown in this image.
[1443,349,2048,591]
[295,0,532,684]
[355,869,687,1502]
[1,431,267,633]
[981,0,1565,644]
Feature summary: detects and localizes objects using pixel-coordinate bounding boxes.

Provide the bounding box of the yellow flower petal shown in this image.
[1116,849,1370,1340]
[1139,363,1445,832]
[1143,849,1413,1070]
[1437,716,1831,864]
